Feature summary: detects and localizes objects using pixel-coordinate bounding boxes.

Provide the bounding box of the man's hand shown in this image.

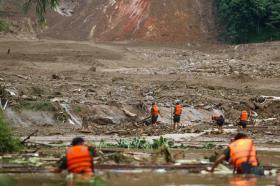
[50,167,62,173]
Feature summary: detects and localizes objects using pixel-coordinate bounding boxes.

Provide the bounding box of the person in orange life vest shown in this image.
[210,133,261,175]
[56,137,97,175]
[173,101,183,129]
[276,174,280,186]
[229,176,257,186]
[151,102,161,125]
[239,110,249,129]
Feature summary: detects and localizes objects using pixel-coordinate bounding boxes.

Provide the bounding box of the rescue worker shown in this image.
[239,110,249,129]
[173,101,183,129]
[212,112,225,132]
[151,102,160,126]
[276,174,280,186]
[210,133,263,175]
[229,176,257,186]
[55,137,97,175]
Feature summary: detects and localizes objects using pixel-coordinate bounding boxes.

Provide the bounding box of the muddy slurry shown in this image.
[0,39,280,186]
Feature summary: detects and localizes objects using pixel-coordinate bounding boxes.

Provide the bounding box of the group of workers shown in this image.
[150,101,250,130]
[53,102,270,184]
[56,132,265,179]
[150,101,182,129]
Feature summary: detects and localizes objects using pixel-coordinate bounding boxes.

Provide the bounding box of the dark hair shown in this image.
[71,137,85,146]
[234,133,248,140]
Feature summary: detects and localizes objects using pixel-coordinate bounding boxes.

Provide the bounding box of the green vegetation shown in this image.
[24,0,60,23]
[0,111,21,153]
[20,100,55,111]
[0,175,16,186]
[0,19,8,32]
[216,0,280,43]
[202,142,216,149]
[98,136,171,150]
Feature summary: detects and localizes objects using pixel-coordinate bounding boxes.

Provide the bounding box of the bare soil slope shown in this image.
[2,0,216,43]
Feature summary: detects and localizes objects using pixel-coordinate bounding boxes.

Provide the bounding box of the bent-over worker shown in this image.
[212,112,225,132]
[210,133,263,175]
[56,137,97,175]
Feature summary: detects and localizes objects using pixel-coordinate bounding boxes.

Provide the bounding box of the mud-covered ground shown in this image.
[0,39,280,185]
[0,38,280,157]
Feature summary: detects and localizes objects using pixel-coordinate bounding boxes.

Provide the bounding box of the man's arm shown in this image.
[88,146,98,157]
[52,156,67,173]
[210,154,226,173]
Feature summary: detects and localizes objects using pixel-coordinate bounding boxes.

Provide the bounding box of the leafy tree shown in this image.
[216,0,280,43]
[24,0,60,23]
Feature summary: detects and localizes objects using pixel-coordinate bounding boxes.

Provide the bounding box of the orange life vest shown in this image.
[240,111,248,121]
[151,105,160,116]
[66,145,93,174]
[175,104,182,115]
[229,139,258,170]
[230,176,257,186]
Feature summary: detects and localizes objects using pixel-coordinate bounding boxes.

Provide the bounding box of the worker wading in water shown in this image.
[173,101,183,129]
[55,137,97,176]
[238,110,249,129]
[151,102,161,126]
[210,133,264,175]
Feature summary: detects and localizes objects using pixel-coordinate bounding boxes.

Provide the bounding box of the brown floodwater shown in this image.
[0,172,276,186]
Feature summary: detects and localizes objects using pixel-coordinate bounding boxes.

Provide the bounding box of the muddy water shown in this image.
[0,172,276,186]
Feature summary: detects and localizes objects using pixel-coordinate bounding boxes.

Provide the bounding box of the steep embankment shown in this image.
[45,0,216,42]
[2,0,217,43]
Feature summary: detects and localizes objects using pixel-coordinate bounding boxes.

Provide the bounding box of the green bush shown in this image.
[216,0,280,43]
[98,136,171,150]
[0,19,9,32]
[0,111,21,153]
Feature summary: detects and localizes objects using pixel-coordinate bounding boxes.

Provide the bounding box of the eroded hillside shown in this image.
[2,0,217,43]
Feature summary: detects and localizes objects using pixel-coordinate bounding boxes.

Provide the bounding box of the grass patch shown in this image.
[0,19,9,32]
[0,111,21,153]
[20,100,56,111]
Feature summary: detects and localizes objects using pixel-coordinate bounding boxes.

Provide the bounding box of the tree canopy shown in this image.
[216,0,280,43]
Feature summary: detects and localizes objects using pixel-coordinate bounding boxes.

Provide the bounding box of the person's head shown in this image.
[234,133,248,141]
[152,102,156,105]
[71,137,85,146]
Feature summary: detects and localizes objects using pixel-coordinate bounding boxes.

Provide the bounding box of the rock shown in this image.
[243,101,256,110]
[89,66,96,72]
[52,74,60,80]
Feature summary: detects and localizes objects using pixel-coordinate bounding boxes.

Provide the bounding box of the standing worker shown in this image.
[151,102,160,126]
[210,133,264,175]
[239,110,249,129]
[55,137,97,175]
[173,101,183,129]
